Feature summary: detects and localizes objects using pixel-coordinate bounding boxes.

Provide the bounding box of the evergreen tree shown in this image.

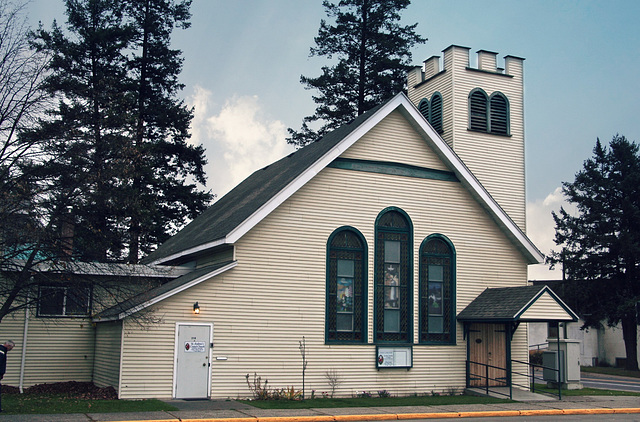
[287,0,426,147]
[28,0,212,262]
[28,0,134,261]
[123,0,211,262]
[549,135,640,371]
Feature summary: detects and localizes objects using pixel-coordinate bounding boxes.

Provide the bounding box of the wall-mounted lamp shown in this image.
[193,302,200,314]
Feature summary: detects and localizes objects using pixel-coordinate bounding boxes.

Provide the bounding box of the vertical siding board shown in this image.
[93,320,122,388]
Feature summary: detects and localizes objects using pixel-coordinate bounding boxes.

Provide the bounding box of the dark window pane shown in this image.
[39,287,64,315]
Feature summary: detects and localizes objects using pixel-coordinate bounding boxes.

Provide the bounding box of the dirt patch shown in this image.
[2,381,117,399]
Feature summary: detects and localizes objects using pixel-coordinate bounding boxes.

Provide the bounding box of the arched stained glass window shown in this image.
[374,208,412,343]
[419,235,455,344]
[326,227,367,343]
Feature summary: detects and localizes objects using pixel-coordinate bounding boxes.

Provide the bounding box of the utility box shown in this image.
[546,338,582,389]
[542,350,564,383]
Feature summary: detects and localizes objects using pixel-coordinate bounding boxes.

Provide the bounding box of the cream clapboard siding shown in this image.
[520,293,575,321]
[0,309,94,387]
[117,109,529,399]
[0,310,26,386]
[408,46,526,231]
[93,320,122,388]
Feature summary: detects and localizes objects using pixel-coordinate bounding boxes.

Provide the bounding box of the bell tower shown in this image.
[408,45,526,231]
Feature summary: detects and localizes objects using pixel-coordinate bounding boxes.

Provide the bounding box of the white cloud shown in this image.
[189,89,295,198]
[526,187,577,280]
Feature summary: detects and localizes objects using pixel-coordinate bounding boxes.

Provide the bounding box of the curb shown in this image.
[109,407,640,422]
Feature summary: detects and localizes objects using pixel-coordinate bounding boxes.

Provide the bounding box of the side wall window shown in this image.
[469,88,510,135]
[418,94,443,134]
[419,235,455,344]
[326,227,367,343]
[429,92,443,134]
[375,208,412,343]
[38,285,91,317]
[469,88,489,132]
[489,92,509,135]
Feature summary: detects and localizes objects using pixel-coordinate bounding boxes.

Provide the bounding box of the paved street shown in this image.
[581,371,640,393]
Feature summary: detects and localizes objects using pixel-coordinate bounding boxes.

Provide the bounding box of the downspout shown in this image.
[19,287,31,393]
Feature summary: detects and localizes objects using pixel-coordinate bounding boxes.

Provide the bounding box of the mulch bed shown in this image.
[2,381,117,399]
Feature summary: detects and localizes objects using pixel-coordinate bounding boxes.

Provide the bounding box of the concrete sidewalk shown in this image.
[0,394,639,422]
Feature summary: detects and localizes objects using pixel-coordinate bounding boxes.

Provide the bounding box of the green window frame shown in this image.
[489,92,510,135]
[419,234,455,344]
[326,227,367,343]
[469,88,510,136]
[469,88,489,132]
[429,92,443,134]
[418,98,430,120]
[418,94,443,134]
[374,208,412,343]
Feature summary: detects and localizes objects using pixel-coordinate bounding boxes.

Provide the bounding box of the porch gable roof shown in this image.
[457,285,578,323]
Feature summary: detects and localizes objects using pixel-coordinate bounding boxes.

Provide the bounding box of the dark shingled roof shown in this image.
[142,104,385,265]
[456,285,576,322]
[94,261,235,320]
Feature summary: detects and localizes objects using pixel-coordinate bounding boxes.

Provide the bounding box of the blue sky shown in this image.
[28,0,640,279]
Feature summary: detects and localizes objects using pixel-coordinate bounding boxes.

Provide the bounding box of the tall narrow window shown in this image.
[326,227,366,343]
[469,89,488,132]
[418,98,429,120]
[375,209,412,343]
[490,92,509,135]
[430,92,443,134]
[419,235,455,344]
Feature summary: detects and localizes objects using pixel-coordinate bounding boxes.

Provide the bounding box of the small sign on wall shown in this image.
[184,341,206,353]
[376,346,412,369]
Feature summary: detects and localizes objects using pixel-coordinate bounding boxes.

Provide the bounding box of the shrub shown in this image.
[529,350,543,366]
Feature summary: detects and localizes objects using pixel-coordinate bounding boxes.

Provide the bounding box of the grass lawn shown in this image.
[1,394,177,415]
[239,394,512,409]
[581,366,640,378]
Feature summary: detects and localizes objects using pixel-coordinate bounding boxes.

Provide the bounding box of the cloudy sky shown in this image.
[28,0,640,280]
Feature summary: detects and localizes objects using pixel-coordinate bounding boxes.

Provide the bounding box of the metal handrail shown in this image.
[466,360,511,399]
[467,359,563,400]
[528,343,549,350]
[512,359,562,400]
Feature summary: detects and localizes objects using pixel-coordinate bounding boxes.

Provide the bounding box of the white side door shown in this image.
[174,323,212,399]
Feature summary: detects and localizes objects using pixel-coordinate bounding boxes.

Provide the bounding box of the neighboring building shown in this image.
[528,280,640,368]
[0,46,577,399]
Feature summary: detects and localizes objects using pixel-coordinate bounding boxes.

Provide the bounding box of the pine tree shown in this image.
[28,0,134,261]
[123,0,211,262]
[549,135,640,371]
[287,0,426,147]
[28,0,212,262]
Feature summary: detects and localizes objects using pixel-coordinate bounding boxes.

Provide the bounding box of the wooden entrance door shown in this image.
[468,323,507,387]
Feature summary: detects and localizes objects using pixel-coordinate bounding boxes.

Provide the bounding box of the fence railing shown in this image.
[529,342,549,350]
[467,359,562,400]
[466,360,511,399]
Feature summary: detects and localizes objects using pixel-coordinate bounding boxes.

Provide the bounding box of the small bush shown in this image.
[357,391,372,398]
[529,350,543,366]
[245,373,302,401]
[377,390,391,398]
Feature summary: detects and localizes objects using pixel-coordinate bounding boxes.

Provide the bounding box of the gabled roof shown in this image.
[143,93,544,266]
[457,285,578,323]
[93,260,237,322]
